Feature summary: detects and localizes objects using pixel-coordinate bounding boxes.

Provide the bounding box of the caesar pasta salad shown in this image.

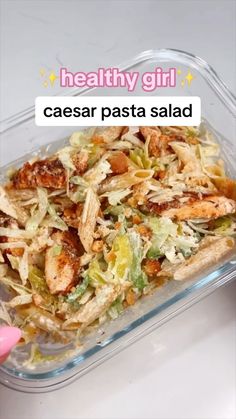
[0,125,235,350]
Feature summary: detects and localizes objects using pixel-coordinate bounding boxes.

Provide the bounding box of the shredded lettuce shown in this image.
[69,187,87,204]
[47,205,68,231]
[69,128,96,148]
[107,296,123,319]
[28,267,57,308]
[147,217,199,263]
[57,146,76,171]
[84,159,111,186]
[26,188,48,232]
[188,216,236,236]
[102,189,132,206]
[213,216,236,236]
[128,230,148,291]
[87,259,110,287]
[130,148,152,169]
[148,217,177,254]
[68,176,88,203]
[87,144,103,168]
[67,277,90,303]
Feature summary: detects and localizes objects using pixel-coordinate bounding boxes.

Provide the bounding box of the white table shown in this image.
[0,1,235,418]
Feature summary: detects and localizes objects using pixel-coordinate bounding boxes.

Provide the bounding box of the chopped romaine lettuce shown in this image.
[28,267,57,308]
[47,205,68,231]
[109,235,133,282]
[107,296,123,319]
[128,230,148,291]
[67,277,90,303]
[87,259,109,287]
[148,217,199,263]
[213,216,235,236]
[130,148,152,169]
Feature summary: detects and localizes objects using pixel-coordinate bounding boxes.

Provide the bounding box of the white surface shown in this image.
[0,1,236,419]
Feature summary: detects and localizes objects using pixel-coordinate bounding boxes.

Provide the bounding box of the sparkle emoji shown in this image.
[48,71,58,86]
[185,71,194,86]
[39,69,58,87]
[40,68,46,77]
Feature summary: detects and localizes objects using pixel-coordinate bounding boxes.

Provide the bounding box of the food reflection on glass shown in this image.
[0,125,235,366]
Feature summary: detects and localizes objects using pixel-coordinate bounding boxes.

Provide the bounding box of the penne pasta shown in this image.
[78,187,100,252]
[99,169,154,193]
[174,236,234,280]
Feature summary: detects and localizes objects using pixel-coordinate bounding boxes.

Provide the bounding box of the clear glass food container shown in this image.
[0,49,235,393]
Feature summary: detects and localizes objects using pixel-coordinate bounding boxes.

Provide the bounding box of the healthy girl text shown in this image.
[60,67,176,92]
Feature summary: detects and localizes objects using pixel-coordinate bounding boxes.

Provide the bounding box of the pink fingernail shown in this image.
[0,326,21,357]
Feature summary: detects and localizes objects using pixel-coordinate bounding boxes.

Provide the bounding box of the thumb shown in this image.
[0,326,21,364]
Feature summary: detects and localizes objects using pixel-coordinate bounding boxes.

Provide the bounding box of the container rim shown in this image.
[0,48,235,133]
[0,48,236,392]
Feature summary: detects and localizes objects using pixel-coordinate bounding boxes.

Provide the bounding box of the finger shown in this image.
[0,326,22,363]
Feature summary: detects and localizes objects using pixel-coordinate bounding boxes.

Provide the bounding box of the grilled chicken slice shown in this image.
[160,195,236,220]
[63,204,83,228]
[139,127,180,157]
[72,150,89,174]
[140,127,161,157]
[13,150,89,190]
[45,231,81,295]
[13,158,66,189]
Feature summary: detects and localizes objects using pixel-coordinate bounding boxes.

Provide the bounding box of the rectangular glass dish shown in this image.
[0,49,235,393]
